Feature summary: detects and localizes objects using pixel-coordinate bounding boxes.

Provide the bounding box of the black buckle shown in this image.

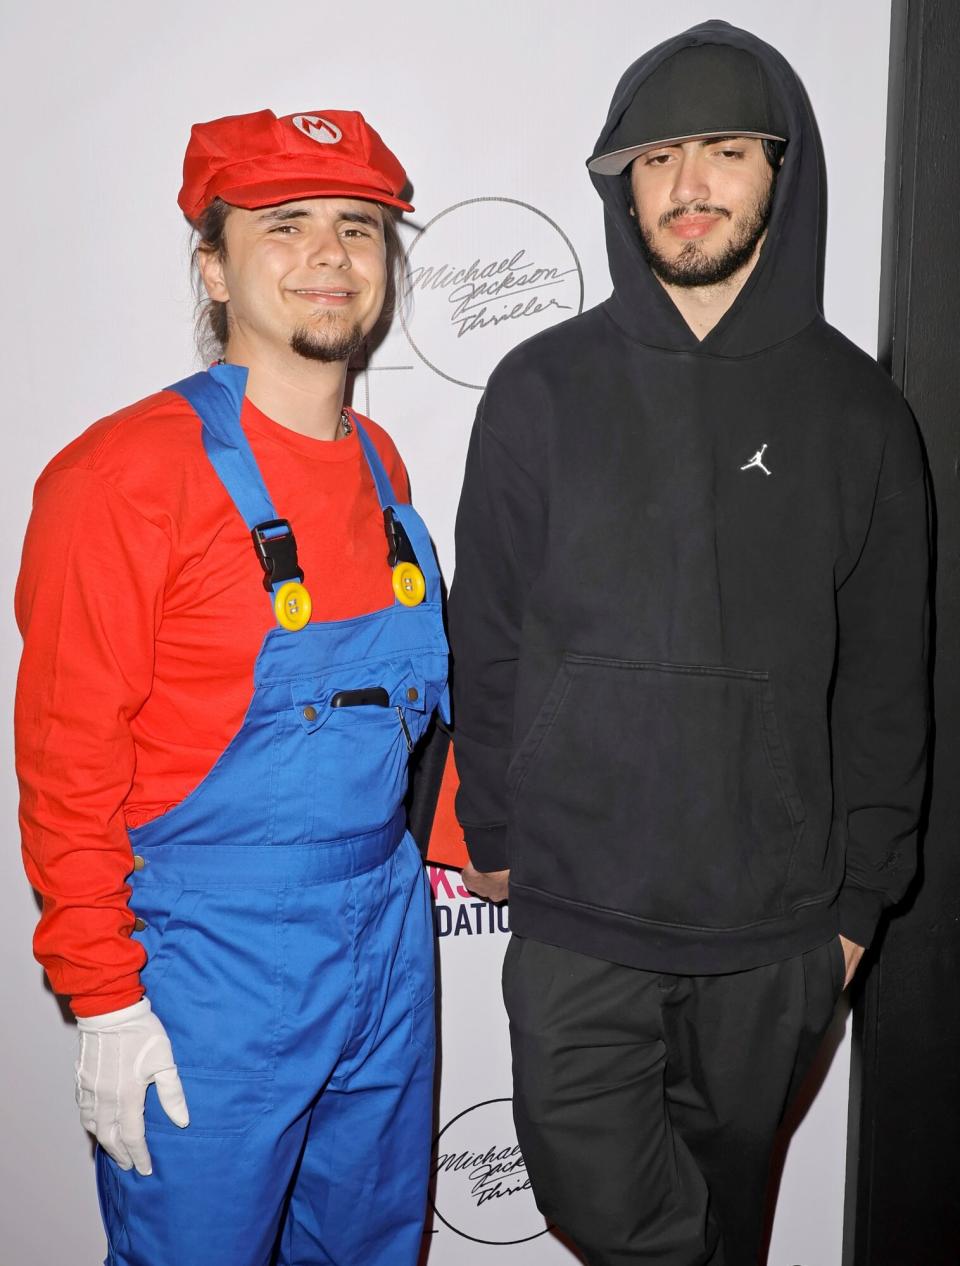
[383,508,418,568]
[251,519,304,592]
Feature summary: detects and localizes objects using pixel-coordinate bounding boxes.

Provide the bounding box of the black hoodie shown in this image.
[448,21,929,973]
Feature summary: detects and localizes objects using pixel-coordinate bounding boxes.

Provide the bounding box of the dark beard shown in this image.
[289,317,365,363]
[639,183,775,288]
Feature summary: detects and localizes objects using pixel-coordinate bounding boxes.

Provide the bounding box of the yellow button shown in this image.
[132,917,147,933]
[275,581,312,631]
[406,687,419,702]
[303,705,318,722]
[392,562,426,608]
[132,855,145,872]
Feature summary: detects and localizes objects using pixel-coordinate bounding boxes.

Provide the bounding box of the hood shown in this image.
[589,20,824,357]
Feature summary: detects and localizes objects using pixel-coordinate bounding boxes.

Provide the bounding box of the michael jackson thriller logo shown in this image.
[401,197,584,390]
[431,1099,551,1245]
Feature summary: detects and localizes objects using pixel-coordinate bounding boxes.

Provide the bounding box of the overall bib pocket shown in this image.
[511,655,805,930]
[279,651,447,842]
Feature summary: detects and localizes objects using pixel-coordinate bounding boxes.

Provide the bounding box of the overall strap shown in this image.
[166,364,307,624]
[350,412,443,603]
[166,363,276,529]
[352,413,400,509]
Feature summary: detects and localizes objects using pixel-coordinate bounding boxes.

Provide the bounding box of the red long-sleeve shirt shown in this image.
[16,389,408,1017]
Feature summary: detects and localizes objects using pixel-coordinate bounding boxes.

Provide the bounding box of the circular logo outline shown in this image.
[430,1097,552,1245]
[400,197,585,391]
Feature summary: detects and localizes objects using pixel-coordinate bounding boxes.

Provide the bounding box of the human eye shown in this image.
[341,217,381,239]
[643,151,674,167]
[713,145,745,160]
[268,222,300,235]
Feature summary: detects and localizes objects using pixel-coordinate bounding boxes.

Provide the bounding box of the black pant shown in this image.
[503,935,845,1266]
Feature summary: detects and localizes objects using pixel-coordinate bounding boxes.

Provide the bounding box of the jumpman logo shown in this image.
[740,444,772,476]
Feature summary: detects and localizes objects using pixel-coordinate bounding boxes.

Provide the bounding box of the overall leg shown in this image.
[278,835,435,1266]
[661,940,845,1266]
[97,1105,312,1266]
[504,936,721,1266]
[97,881,355,1266]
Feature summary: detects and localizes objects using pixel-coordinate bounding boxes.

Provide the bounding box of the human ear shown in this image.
[198,245,230,303]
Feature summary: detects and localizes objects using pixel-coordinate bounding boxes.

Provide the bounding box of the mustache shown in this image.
[658,203,732,228]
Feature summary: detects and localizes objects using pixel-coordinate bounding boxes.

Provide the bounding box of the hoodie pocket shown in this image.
[510,655,805,930]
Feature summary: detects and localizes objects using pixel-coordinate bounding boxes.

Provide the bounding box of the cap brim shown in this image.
[588,130,787,176]
[215,176,413,214]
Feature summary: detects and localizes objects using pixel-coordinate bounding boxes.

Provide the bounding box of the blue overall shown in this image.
[96,364,448,1266]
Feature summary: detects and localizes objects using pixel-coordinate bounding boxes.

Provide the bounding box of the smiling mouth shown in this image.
[292,289,356,300]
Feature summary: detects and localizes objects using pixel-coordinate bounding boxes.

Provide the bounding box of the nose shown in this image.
[670,151,710,205]
[306,225,351,270]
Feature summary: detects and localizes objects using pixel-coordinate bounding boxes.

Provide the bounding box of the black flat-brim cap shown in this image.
[588,43,788,175]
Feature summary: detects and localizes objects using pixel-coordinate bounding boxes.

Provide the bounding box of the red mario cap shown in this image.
[178,109,413,223]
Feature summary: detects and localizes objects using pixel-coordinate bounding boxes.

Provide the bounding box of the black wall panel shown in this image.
[845,3,960,1262]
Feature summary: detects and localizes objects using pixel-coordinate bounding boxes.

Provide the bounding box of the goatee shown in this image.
[290,317,365,364]
[639,183,775,289]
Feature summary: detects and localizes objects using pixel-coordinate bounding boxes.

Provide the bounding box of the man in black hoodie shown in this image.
[449,20,929,1266]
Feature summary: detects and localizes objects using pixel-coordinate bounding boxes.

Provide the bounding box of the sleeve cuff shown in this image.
[464,824,509,873]
[837,884,886,950]
[70,981,145,1019]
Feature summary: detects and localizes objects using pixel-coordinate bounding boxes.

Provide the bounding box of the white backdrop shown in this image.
[0,3,890,1262]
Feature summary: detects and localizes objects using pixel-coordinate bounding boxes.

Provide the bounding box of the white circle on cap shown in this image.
[292,115,343,145]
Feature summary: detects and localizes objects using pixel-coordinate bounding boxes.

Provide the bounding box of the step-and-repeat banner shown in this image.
[1,3,890,1262]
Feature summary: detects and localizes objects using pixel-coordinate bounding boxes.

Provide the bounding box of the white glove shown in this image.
[76,997,189,1175]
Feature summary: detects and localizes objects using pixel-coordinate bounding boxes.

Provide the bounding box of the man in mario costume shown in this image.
[16,108,448,1266]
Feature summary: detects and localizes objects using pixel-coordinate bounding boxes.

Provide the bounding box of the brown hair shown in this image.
[190,200,405,362]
